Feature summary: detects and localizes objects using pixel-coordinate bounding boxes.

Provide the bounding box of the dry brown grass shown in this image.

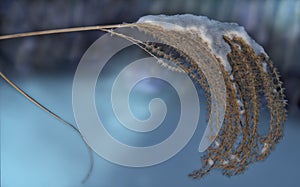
[0,18,287,182]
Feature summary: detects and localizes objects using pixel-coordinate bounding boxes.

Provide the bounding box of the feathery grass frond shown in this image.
[0,14,287,182]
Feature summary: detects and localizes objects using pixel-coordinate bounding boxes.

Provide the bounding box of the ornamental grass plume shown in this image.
[0,14,287,182]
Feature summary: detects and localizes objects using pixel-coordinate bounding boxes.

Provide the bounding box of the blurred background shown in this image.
[0,0,299,187]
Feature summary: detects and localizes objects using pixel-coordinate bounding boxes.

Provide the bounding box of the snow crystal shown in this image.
[208,158,214,165]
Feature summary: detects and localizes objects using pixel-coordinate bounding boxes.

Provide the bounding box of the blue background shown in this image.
[1,0,299,186]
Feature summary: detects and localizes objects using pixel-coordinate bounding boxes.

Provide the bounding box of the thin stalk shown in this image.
[0,24,134,40]
[0,71,93,183]
[0,22,172,183]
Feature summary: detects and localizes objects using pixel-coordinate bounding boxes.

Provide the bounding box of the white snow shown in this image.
[237,99,244,107]
[261,143,269,154]
[239,109,245,115]
[137,14,267,73]
[230,154,241,162]
[208,158,214,165]
[262,62,268,73]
